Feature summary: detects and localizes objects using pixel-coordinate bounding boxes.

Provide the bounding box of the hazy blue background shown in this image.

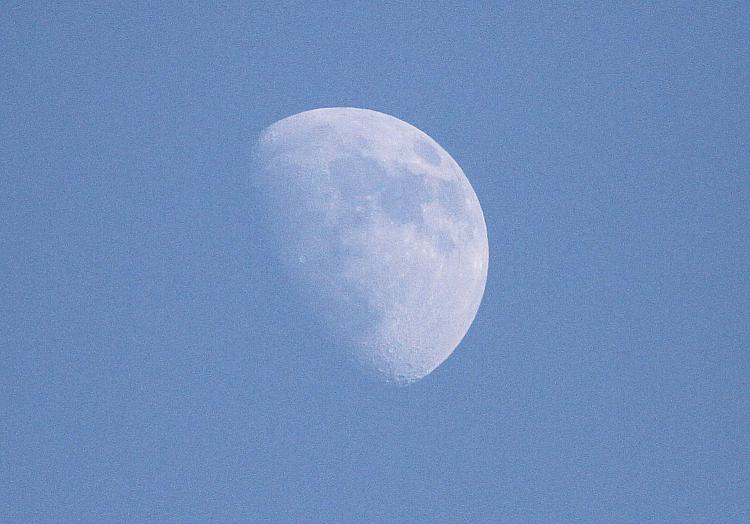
[2,2,748,522]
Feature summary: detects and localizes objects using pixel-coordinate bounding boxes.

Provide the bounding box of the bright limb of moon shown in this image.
[253,108,488,385]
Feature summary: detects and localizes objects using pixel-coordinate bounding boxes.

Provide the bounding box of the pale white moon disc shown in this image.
[253,108,488,385]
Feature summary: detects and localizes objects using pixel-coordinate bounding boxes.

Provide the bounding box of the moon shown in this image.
[253,108,488,385]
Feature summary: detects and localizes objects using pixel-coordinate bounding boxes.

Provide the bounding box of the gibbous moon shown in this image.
[253,108,488,385]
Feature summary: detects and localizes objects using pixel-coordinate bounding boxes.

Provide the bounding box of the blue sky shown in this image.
[2,2,748,522]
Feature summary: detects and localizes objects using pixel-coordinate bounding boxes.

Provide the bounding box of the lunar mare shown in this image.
[253,108,488,384]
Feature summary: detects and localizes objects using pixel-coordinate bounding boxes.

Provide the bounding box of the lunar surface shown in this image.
[253,108,488,384]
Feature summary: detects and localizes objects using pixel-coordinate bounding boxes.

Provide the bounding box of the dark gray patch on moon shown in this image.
[378,170,428,224]
[329,155,385,204]
[414,138,442,166]
[330,156,430,226]
[433,231,456,253]
[435,178,467,216]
